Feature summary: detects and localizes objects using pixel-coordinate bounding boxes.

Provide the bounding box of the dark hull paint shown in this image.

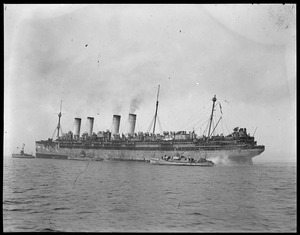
[36,153,68,160]
[12,155,35,159]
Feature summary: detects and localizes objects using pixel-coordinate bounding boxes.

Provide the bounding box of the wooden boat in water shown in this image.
[68,151,104,161]
[150,155,214,166]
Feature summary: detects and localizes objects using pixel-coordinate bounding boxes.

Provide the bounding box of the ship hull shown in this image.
[36,141,264,165]
[36,153,68,160]
[12,154,35,159]
[68,156,104,161]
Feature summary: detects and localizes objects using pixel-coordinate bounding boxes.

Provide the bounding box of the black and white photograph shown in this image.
[4,4,296,232]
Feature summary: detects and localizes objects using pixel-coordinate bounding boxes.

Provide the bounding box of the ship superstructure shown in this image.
[36,88,265,164]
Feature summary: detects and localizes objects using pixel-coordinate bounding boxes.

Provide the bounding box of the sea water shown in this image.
[3,157,296,232]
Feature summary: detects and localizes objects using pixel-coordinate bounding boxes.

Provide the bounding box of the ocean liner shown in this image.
[35,86,265,164]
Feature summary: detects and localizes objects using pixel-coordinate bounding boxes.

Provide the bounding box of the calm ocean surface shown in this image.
[3,157,296,232]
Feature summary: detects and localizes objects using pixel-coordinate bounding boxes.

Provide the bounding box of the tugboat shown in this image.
[12,144,35,159]
[150,153,214,166]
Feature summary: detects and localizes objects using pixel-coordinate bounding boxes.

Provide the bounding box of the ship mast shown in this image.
[21,143,25,154]
[207,95,217,141]
[152,84,160,134]
[56,100,63,139]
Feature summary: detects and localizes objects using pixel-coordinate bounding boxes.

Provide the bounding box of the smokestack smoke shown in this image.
[87,117,94,136]
[113,103,122,114]
[129,95,143,113]
[112,115,121,134]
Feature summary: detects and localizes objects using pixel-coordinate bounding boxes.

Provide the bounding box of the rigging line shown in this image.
[138,119,147,133]
[156,116,160,133]
[219,102,223,115]
[180,102,211,125]
[224,117,230,134]
[210,119,215,136]
[141,113,156,132]
[181,97,217,130]
[214,111,221,129]
[147,116,155,133]
[156,116,161,133]
[157,118,164,134]
[184,115,211,131]
[135,102,154,130]
[210,117,222,137]
[208,103,223,136]
[180,110,209,127]
[51,127,57,139]
[196,117,211,129]
[221,118,224,135]
[215,101,230,135]
[214,119,218,135]
[160,116,171,132]
[222,116,231,134]
[163,98,181,129]
[213,118,217,135]
[202,119,210,136]
[222,101,242,130]
[180,108,212,130]
[252,127,258,137]
[157,116,164,133]
[73,161,90,188]
[179,101,212,129]
[204,118,210,136]
[194,118,211,135]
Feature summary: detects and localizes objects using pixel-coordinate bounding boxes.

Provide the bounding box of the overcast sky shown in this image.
[4,4,296,162]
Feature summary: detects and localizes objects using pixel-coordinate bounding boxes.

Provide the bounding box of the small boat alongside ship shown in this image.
[150,154,214,166]
[12,144,35,159]
[68,151,104,161]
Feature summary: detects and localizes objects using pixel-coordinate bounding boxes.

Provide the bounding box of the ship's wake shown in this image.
[209,154,253,166]
[209,155,231,165]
